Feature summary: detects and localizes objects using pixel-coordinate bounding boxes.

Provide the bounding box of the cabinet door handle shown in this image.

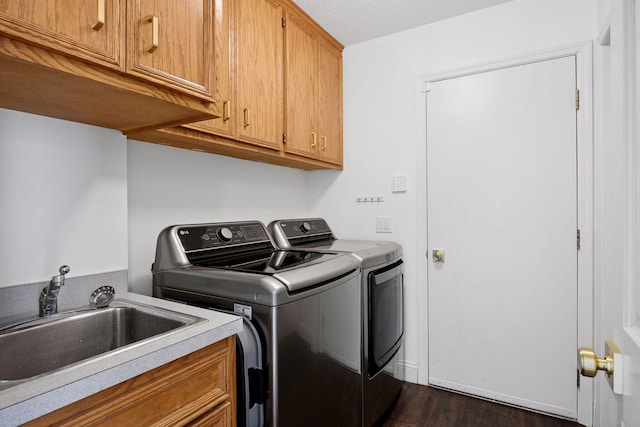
[92,0,105,31]
[243,108,250,127]
[146,15,159,53]
[222,101,230,122]
[311,132,317,148]
[321,136,327,150]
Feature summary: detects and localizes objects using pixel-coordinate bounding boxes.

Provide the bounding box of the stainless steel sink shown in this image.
[0,299,204,385]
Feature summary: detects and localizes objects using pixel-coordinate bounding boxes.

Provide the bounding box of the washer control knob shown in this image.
[300,222,312,233]
[217,227,233,242]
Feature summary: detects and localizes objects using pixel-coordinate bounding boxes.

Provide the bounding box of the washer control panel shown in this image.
[178,221,270,251]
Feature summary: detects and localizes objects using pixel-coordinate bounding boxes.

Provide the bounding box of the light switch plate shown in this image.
[392,174,408,193]
[376,216,392,233]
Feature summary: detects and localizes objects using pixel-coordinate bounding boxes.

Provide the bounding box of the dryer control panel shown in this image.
[268,218,335,247]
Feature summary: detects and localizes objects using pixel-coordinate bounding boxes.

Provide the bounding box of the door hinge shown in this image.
[577,229,581,250]
[283,133,287,144]
[575,89,580,110]
[282,16,286,28]
[577,368,581,387]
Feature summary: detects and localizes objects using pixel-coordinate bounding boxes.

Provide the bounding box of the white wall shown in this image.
[308,0,597,382]
[0,104,310,306]
[126,140,310,295]
[0,109,127,287]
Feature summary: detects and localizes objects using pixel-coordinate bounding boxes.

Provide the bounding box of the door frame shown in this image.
[415,41,594,426]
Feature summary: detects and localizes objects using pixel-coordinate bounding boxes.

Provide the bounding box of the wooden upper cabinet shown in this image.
[284,8,342,166]
[0,0,125,70]
[317,40,342,165]
[284,11,317,158]
[186,0,232,136]
[126,0,343,170]
[184,0,283,147]
[234,0,283,150]
[127,0,214,101]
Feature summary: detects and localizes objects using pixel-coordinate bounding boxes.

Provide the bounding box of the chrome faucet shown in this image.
[39,265,70,317]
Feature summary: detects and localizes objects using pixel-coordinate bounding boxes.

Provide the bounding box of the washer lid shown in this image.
[155,252,360,302]
[189,248,342,275]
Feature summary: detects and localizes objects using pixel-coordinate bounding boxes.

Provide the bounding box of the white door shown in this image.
[595,0,640,424]
[427,56,579,418]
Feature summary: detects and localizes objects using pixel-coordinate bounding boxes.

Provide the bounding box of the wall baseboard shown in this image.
[397,360,418,383]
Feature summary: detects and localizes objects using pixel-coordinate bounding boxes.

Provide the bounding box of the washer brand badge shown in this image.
[234,303,252,320]
[179,230,190,236]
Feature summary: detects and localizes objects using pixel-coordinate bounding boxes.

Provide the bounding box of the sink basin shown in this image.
[0,299,204,384]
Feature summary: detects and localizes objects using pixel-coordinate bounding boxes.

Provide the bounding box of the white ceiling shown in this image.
[292,0,514,46]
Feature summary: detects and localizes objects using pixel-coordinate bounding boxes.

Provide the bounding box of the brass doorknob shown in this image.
[578,347,613,377]
[432,249,445,262]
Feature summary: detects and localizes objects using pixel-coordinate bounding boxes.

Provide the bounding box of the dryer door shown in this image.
[233,316,265,427]
[367,260,404,378]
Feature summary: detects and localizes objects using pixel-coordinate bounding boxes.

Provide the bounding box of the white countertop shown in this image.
[0,292,242,426]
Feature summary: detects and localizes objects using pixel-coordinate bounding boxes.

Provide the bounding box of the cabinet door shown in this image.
[187,401,232,427]
[284,11,317,158]
[234,0,283,150]
[317,41,342,165]
[127,0,214,101]
[186,0,232,136]
[24,338,235,427]
[0,0,124,70]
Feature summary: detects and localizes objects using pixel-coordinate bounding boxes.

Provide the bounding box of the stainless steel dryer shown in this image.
[152,221,362,427]
[268,218,404,427]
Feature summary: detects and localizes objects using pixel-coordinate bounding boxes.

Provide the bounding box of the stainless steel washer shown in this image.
[268,218,404,427]
[152,221,362,426]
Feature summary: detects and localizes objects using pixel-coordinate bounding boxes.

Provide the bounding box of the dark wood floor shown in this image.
[377,383,584,427]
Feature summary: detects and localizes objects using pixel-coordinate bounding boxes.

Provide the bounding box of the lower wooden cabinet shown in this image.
[187,401,232,427]
[24,336,236,427]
